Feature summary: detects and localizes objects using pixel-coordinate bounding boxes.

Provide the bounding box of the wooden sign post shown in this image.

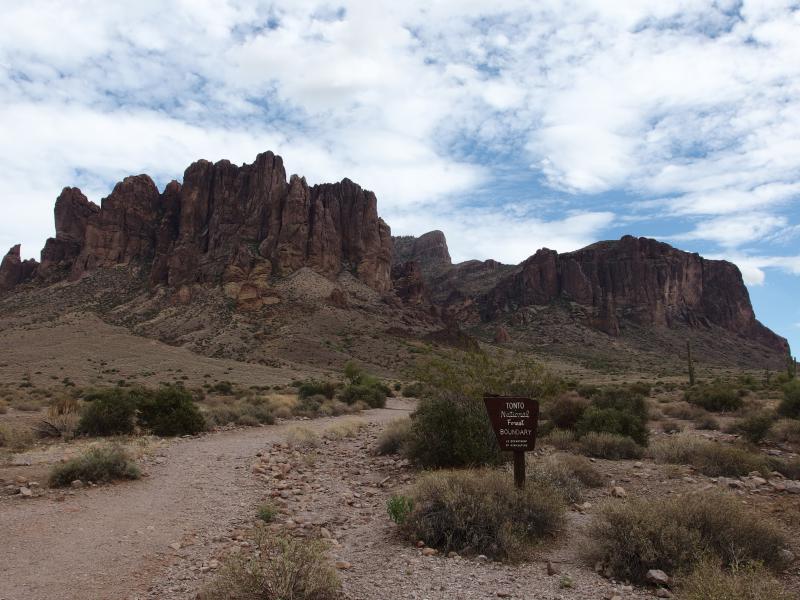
[484,396,540,488]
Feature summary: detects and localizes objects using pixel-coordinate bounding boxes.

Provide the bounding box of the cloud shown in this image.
[709,252,800,286]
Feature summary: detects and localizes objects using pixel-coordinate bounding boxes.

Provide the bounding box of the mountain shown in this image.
[0,150,790,374]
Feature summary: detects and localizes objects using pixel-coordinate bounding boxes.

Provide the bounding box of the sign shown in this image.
[484,395,540,488]
[483,396,540,452]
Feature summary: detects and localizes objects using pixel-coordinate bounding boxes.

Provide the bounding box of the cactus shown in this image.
[687,340,696,386]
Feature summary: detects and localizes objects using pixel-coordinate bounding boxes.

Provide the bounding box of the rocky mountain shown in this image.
[0,149,790,368]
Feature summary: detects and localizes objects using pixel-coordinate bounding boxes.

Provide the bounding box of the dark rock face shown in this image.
[0,245,37,291]
[13,151,393,297]
[391,261,428,306]
[481,236,788,353]
[392,230,451,274]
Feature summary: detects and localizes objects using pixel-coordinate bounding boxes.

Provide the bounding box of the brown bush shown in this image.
[578,432,643,459]
[649,434,769,477]
[587,491,787,584]
[680,558,792,600]
[375,417,411,455]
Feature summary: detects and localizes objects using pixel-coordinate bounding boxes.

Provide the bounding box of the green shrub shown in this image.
[405,392,502,468]
[576,406,648,445]
[339,380,386,408]
[387,495,413,525]
[768,418,800,444]
[297,380,336,400]
[210,381,234,395]
[137,386,206,436]
[578,432,644,459]
[201,530,340,600]
[257,501,277,523]
[680,559,792,600]
[403,469,565,559]
[778,380,800,418]
[649,434,768,477]
[732,412,775,444]
[49,445,140,487]
[587,491,787,584]
[686,383,743,412]
[402,382,425,397]
[292,394,325,417]
[77,388,137,436]
[547,392,589,429]
[375,418,411,455]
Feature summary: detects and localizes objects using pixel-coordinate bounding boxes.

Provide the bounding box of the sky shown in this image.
[0,0,798,353]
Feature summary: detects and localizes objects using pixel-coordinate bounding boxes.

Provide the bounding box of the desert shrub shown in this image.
[627,381,652,396]
[661,419,684,433]
[694,414,720,430]
[201,530,340,600]
[387,495,413,525]
[338,380,387,408]
[402,382,425,397]
[680,559,792,600]
[685,382,743,412]
[579,432,644,459]
[768,418,800,444]
[263,394,297,419]
[547,392,589,429]
[286,426,320,449]
[375,418,412,455]
[769,456,800,480]
[649,434,768,477]
[662,401,706,420]
[317,399,352,417]
[587,491,787,584]
[257,501,277,523]
[778,379,800,418]
[292,394,325,417]
[297,380,336,400]
[323,419,366,440]
[542,428,577,450]
[0,423,35,450]
[406,391,502,468]
[137,386,206,436]
[210,381,234,395]
[576,406,648,445]
[77,388,137,436]
[732,411,775,444]
[529,453,603,502]
[49,445,140,487]
[403,469,565,559]
[0,400,7,414]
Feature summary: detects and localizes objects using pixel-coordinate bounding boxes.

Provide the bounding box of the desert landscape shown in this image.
[0,149,798,600]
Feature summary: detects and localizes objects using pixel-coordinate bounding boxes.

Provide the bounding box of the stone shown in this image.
[421,547,437,556]
[169,542,182,550]
[611,486,627,498]
[19,486,33,497]
[779,548,795,564]
[334,561,352,570]
[546,560,560,576]
[646,569,670,587]
[656,589,673,598]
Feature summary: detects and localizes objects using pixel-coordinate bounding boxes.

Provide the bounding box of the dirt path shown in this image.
[0,402,412,600]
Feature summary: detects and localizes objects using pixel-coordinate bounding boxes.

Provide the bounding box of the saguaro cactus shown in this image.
[687,340,696,386]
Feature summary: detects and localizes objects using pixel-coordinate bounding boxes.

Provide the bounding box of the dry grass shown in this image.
[527,453,604,503]
[323,418,367,440]
[768,418,800,444]
[662,401,706,420]
[680,558,792,600]
[200,529,340,600]
[649,433,768,476]
[286,426,320,449]
[0,423,35,450]
[578,432,644,459]
[263,394,298,419]
[374,417,411,455]
[403,468,565,560]
[49,444,140,487]
[587,491,788,584]
[542,428,576,450]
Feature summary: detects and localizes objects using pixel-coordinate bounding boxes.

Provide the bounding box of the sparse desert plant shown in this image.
[778,379,800,419]
[286,426,320,449]
[680,558,792,600]
[386,494,413,525]
[732,411,775,444]
[403,469,565,559]
[528,453,603,503]
[323,419,366,440]
[137,386,206,436]
[297,379,337,400]
[49,445,140,487]
[769,456,800,480]
[210,381,234,395]
[338,378,388,408]
[401,382,424,398]
[263,394,298,419]
[77,388,137,436]
[292,394,325,417]
[405,391,502,468]
[547,392,589,430]
[200,530,340,600]
[649,434,768,477]
[542,428,577,450]
[661,419,684,433]
[375,417,412,455]
[685,382,743,412]
[587,491,787,584]
[578,432,644,460]
[0,423,35,450]
[317,399,352,417]
[768,418,800,444]
[575,388,649,446]
[257,501,277,523]
[0,400,7,414]
[694,414,720,430]
[662,401,706,420]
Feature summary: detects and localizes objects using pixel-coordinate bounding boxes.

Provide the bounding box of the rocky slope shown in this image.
[0,150,789,367]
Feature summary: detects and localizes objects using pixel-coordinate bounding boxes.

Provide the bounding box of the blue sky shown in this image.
[0,1,798,353]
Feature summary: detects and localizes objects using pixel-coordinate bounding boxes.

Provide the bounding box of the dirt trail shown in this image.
[0,403,411,600]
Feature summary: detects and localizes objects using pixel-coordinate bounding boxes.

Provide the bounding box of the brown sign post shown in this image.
[484,396,540,488]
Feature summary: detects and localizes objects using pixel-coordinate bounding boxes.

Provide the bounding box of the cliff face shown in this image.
[8,152,393,304]
[480,235,788,353]
[0,245,37,292]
